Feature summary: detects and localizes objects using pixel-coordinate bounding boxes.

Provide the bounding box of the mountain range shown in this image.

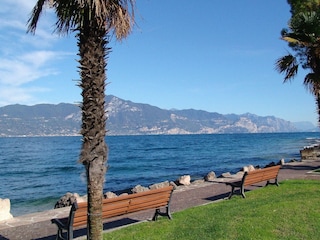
[0,95,316,137]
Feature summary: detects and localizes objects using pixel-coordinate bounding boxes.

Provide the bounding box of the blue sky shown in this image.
[0,0,318,125]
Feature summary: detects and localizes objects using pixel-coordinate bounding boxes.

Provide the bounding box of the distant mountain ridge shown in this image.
[292,121,318,132]
[0,95,310,137]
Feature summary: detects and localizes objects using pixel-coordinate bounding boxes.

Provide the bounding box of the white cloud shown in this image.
[0,88,30,106]
[0,0,35,14]
[0,1,76,106]
[0,19,26,31]
[0,86,50,106]
[0,0,57,43]
[22,51,60,68]
[0,0,38,29]
[0,51,62,86]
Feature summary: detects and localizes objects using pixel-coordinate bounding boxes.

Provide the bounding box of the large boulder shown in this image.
[131,185,149,193]
[104,191,118,199]
[177,175,191,185]
[220,172,232,178]
[205,171,216,181]
[0,198,13,221]
[54,192,86,209]
[220,171,244,179]
[192,179,205,185]
[243,165,255,172]
[149,181,170,190]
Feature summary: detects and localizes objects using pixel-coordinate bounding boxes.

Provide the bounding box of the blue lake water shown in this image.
[0,132,319,216]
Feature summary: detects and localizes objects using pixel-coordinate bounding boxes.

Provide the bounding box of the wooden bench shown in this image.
[51,185,174,240]
[225,165,281,199]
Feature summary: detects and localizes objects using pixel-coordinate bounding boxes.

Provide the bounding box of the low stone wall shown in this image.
[300,145,320,160]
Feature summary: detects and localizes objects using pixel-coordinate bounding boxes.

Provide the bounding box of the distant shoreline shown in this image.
[0,131,317,138]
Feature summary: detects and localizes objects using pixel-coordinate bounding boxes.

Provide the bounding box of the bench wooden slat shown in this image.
[129,192,171,203]
[72,202,88,228]
[102,201,130,218]
[102,209,127,218]
[130,193,170,202]
[73,217,87,228]
[127,187,172,213]
[74,209,87,218]
[128,202,170,214]
[263,171,278,178]
[128,197,170,213]
[244,177,264,186]
[129,197,170,208]
[102,199,131,210]
[103,201,130,210]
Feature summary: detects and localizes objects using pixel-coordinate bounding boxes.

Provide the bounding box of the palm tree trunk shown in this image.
[316,92,320,128]
[78,21,108,240]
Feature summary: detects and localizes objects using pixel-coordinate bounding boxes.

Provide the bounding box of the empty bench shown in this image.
[51,185,174,240]
[225,165,281,199]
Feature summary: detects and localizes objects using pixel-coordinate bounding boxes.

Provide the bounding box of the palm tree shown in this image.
[275,10,320,125]
[27,1,135,239]
[287,0,320,16]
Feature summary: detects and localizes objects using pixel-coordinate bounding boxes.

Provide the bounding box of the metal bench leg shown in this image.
[266,178,279,187]
[240,186,246,198]
[152,209,159,221]
[67,225,74,240]
[152,206,172,221]
[56,228,65,240]
[228,186,236,199]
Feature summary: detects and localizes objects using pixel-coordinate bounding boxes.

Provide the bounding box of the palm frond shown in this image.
[54,0,80,34]
[304,73,320,93]
[27,0,135,38]
[282,31,317,47]
[275,54,299,82]
[105,0,135,40]
[27,0,48,34]
[73,0,135,39]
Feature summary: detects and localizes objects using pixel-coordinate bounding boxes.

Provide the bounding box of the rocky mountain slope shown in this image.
[0,95,299,136]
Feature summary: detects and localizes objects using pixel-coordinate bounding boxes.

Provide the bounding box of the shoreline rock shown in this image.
[176,175,191,185]
[54,192,87,209]
[0,198,13,222]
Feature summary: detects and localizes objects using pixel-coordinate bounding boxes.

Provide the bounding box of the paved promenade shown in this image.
[0,160,319,240]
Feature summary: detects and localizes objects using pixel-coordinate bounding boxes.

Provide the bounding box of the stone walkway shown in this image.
[0,160,319,240]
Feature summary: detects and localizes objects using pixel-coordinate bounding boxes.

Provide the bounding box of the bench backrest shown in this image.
[71,185,174,228]
[127,185,173,214]
[243,165,281,186]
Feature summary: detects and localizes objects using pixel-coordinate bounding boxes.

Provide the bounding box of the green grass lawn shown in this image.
[103,179,320,240]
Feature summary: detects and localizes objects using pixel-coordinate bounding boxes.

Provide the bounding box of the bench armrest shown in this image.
[51,217,68,230]
[225,180,242,188]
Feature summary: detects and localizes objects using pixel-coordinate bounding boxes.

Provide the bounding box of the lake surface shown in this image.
[0,132,318,216]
